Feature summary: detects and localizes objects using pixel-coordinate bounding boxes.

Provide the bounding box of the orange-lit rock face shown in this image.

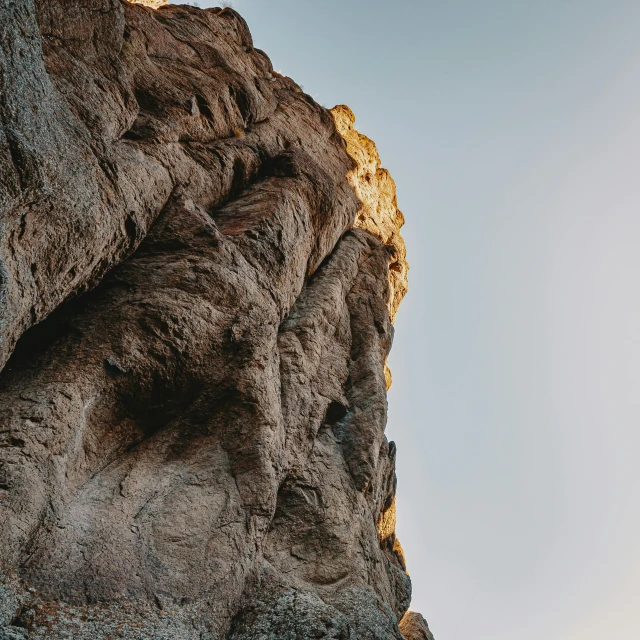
[331,105,408,393]
[128,0,168,7]
[331,105,409,325]
[0,1,423,639]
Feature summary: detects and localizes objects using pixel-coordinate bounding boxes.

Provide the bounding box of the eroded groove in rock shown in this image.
[0,1,429,638]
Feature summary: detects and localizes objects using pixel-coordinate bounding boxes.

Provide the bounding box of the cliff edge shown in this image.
[0,1,430,638]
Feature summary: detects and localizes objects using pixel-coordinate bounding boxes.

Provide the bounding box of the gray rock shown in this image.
[0,627,28,640]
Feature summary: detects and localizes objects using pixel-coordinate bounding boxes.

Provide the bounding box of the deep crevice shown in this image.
[195,93,215,121]
[324,400,348,426]
[229,84,253,126]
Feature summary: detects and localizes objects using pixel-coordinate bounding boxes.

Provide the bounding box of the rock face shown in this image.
[0,1,425,638]
[399,612,436,640]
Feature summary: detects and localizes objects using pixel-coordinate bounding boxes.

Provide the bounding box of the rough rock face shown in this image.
[0,1,424,638]
[399,612,436,640]
[133,0,167,7]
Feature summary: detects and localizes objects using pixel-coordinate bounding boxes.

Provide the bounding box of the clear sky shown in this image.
[173,2,640,638]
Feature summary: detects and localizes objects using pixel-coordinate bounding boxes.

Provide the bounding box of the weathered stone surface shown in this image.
[399,612,436,640]
[131,0,167,7]
[0,1,430,638]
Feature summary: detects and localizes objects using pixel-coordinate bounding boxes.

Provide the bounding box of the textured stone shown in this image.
[0,1,432,638]
[131,0,167,7]
[0,626,28,640]
[399,612,436,640]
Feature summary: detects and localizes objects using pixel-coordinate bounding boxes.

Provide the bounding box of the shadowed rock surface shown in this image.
[0,1,427,637]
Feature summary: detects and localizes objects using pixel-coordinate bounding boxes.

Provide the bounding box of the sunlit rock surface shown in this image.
[130,0,167,7]
[0,1,428,638]
[400,612,436,640]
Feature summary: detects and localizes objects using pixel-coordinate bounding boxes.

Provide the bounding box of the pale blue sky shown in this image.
[174,2,640,638]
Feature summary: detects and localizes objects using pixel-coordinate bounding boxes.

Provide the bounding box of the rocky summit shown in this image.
[0,1,430,638]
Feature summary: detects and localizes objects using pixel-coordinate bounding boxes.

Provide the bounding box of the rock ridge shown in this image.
[0,1,431,638]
